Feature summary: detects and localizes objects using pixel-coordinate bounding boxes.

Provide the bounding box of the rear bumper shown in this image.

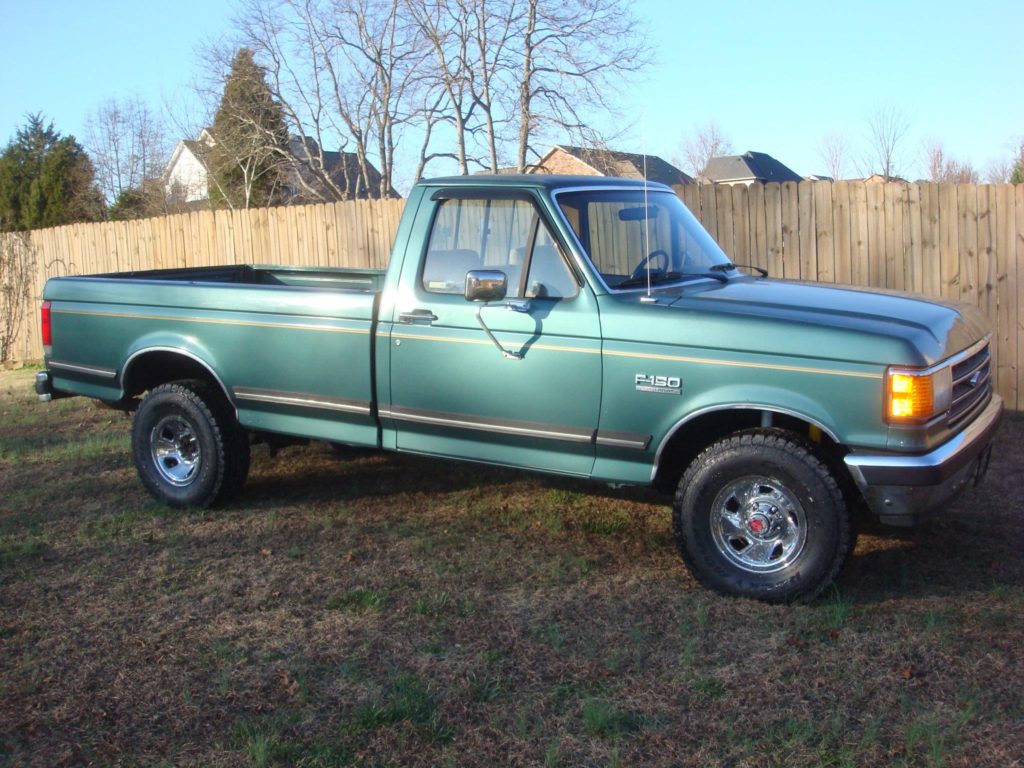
[844,395,1003,526]
[34,370,72,403]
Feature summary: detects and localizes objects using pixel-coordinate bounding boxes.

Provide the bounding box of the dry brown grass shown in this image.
[1,367,1022,767]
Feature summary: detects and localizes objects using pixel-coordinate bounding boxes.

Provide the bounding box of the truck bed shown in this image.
[42,264,387,449]
[82,264,387,293]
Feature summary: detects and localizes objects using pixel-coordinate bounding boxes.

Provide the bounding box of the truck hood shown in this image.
[613,278,989,367]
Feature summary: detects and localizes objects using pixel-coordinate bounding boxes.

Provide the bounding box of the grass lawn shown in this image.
[1,367,1022,767]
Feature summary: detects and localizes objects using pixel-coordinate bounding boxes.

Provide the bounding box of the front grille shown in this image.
[947,341,991,429]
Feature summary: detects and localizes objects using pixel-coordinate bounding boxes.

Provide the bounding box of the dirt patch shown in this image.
[1,368,1022,767]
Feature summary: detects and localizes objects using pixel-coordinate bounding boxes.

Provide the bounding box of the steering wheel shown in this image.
[629,249,670,281]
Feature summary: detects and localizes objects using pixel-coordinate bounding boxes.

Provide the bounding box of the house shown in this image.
[162,132,390,204]
[529,145,694,186]
[163,130,216,204]
[863,174,909,184]
[702,151,802,186]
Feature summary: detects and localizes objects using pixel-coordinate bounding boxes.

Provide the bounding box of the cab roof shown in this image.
[417,174,673,193]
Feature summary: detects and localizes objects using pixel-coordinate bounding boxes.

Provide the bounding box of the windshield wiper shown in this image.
[615,271,684,289]
[615,270,728,289]
[710,261,768,277]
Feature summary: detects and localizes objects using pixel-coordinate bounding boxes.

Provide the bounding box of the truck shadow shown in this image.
[238,418,1024,605]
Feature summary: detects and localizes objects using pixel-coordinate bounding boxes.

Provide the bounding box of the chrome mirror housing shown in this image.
[464,270,508,302]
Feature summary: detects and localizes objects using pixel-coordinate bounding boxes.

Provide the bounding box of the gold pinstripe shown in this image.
[390,331,601,355]
[53,308,370,334]
[602,349,883,379]
[53,308,881,380]
[392,331,882,379]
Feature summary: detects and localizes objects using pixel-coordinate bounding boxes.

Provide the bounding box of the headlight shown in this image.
[885,366,952,424]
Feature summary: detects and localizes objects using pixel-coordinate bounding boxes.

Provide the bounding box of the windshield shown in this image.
[555,189,732,289]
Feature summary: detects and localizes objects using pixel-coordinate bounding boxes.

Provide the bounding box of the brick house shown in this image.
[529,145,693,186]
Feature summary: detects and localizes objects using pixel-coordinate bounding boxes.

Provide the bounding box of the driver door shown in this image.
[386,191,603,476]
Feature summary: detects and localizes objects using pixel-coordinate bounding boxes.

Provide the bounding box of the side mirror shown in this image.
[464,270,507,302]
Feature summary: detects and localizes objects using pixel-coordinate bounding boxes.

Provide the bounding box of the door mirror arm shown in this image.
[464,270,523,360]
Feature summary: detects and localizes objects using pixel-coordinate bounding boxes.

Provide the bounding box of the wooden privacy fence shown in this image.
[1,183,1022,411]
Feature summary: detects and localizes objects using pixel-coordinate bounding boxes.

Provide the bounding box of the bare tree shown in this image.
[0,233,35,362]
[817,132,849,180]
[924,140,978,184]
[983,139,1023,183]
[223,0,649,187]
[231,0,421,200]
[679,121,732,178]
[864,105,910,180]
[514,0,649,172]
[985,157,1014,183]
[84,97,170,205]
[406,0,479,174]
[462,0,518,172]
[411,90,457,181]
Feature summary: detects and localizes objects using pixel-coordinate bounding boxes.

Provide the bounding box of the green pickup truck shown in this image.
[35,175,1002,602]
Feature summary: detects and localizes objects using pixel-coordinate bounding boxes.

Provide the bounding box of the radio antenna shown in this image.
[642,124,651,296]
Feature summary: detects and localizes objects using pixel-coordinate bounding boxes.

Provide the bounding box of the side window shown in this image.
[421,197,577,299]
[525,226,578,299]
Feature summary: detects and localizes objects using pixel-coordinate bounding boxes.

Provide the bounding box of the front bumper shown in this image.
[844,395,1004,526]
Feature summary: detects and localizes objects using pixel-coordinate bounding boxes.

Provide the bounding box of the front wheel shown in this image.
[131,380,250,508]
[673,430,851,603]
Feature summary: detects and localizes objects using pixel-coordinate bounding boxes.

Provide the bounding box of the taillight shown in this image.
[41,301,52,347]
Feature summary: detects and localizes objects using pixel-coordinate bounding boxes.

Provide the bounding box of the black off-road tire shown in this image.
[131,379,250,508]
[673,430,851,604]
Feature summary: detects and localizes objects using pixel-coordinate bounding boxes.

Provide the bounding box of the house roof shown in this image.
[163,133,394,199]
[703,151,802,184]
[534,145,694,186]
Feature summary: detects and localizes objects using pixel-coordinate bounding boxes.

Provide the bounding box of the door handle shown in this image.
[398,309,438,324]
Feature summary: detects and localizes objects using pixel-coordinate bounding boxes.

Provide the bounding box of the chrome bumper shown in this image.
[35,370,54,402]
[844,395,1004,526]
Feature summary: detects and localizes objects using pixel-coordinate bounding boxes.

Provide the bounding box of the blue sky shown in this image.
[1,0,1021,188]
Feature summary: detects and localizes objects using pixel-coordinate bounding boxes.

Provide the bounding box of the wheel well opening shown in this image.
[653,409,848,495]
[123,351,227,403]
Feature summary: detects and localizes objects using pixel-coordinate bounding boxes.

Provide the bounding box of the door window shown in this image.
[421,198,577,299]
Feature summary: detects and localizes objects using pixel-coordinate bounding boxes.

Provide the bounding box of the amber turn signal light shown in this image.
[885,366,952,424]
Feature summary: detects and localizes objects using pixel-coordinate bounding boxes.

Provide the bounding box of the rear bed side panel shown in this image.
[44,274,382,447]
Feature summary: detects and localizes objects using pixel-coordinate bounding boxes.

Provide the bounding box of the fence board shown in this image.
[978,186,996,317]
[939,183,960,299]
[798,182,816,281]
[747,183,766,268]
[715,185,734,258]
[781,182,799,280]
[1017,184,1024,411]
[867,183,885,287]
[813,182,834,283]
[919,184,939,296]
[849,182,869,286]
[764,182,784,278]
[700,183,718,241]
[832,182,851,284]
[995,184,1017,410]
[884,183,902,290]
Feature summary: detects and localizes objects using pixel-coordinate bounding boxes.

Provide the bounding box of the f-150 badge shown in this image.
[635,374,682,395]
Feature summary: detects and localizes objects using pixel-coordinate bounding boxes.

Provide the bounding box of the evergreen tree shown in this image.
[208,48,290,208]
[0,114,103,231]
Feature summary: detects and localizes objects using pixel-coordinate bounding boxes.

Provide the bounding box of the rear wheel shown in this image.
[673,430,850,603]
[131,380,249,508]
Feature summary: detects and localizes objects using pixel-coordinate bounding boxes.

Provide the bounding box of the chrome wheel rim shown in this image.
[150,415,201,487]
[710,476,807,574]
